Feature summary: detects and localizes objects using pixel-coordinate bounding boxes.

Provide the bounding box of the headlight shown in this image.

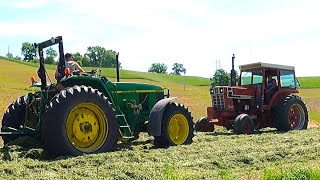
[220,88,223,93]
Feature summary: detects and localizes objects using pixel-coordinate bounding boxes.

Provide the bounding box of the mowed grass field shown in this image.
[1,58,320,179]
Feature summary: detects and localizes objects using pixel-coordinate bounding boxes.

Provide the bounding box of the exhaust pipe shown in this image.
[116,52,120,82]
[230,54,236,86]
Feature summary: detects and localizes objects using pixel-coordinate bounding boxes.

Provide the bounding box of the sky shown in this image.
[0,0,319,77]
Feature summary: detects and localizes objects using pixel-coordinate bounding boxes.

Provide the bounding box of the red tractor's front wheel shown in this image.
[234,114,254,135]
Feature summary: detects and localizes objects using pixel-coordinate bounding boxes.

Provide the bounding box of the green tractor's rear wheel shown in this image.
[1,96,27,145]
[273,95,308,131]
[42,85,118,156]
[154,102,194,148]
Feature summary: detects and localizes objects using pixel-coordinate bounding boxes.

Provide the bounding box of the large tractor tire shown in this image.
[154,102,194,148]
[42,85,118,156]
[272,95,308,131]
[1,96,27,145]
[234,114,254,135]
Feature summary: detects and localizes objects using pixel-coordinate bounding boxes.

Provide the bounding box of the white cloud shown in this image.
[0,0,52,9]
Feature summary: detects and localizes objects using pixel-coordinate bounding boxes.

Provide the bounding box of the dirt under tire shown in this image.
[42,85,118,156]
[272,95,308,131]
[154,102,194,148]
[234,114,254,135]
[1,96,27,145]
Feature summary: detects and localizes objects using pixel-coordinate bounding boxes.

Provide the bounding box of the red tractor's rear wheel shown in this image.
[272,95,308,131]
[234,114,254,135]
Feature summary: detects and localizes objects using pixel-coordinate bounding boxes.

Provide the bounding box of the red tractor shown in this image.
[195,54,308,134]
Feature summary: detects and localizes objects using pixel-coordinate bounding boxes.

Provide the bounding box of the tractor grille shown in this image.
[210,87,225,109]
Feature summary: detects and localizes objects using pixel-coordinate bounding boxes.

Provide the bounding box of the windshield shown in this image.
[280,70,296,88]
[240,69,263,85]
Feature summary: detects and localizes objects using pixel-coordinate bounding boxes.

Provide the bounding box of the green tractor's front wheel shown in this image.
[42,85,118,156]
[154,102,194,148]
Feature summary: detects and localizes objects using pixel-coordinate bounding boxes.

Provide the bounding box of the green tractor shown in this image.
[1,36,194,156]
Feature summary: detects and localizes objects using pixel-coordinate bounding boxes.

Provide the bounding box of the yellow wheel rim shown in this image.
[168,114,189,145]
[66,103,107,153]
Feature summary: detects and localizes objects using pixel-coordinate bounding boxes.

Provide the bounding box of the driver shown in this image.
[55,53,85,80]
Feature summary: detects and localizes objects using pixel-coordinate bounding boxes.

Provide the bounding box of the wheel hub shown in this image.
[288,104,305,129]
[80,122,93,134]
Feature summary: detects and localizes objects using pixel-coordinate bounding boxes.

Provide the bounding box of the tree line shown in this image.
[17,42,120,68]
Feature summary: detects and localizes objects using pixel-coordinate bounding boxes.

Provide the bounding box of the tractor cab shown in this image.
[239,62,298,106]
[195,55,308,135]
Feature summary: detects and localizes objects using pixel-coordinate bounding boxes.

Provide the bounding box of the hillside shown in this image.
[0,57,211,86]
[1,57,319,88]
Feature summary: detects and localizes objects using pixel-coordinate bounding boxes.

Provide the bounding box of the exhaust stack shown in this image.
[116,52,120,82]
[230,54,236,86]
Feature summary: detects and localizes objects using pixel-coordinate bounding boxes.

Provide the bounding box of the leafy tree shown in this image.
[21,42,37,61]
[85,46,119,68]
[45,47,57,64]
[171,63,186,75]
[6,52,13,59]
[210,69,230,86]
[81,55,91,67]
[148,63,168,74]
[73,52,83,66]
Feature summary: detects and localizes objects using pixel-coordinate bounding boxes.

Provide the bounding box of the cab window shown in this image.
[241,69,263,85]
[280,70,296,88]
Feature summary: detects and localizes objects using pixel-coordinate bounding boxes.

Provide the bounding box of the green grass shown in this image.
[263,166,320,180]
[309,112,320,123]
[1,129,320,179]
[298,77,320,89]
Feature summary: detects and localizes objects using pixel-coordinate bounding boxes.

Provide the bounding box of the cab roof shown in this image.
[239,62,294,71]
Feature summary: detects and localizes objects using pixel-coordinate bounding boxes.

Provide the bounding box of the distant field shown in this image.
[1,57,320,179]
[0,57,211,86]
[298,77,320,89]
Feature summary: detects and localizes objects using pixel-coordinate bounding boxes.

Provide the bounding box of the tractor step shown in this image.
[0,131,25,136]
[116,114,126,117]
[121,136,135,139]
[119,125,130,128]
[116,113,134,137]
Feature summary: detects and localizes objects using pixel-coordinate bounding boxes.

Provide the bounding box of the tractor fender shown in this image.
[148,97,177,136]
